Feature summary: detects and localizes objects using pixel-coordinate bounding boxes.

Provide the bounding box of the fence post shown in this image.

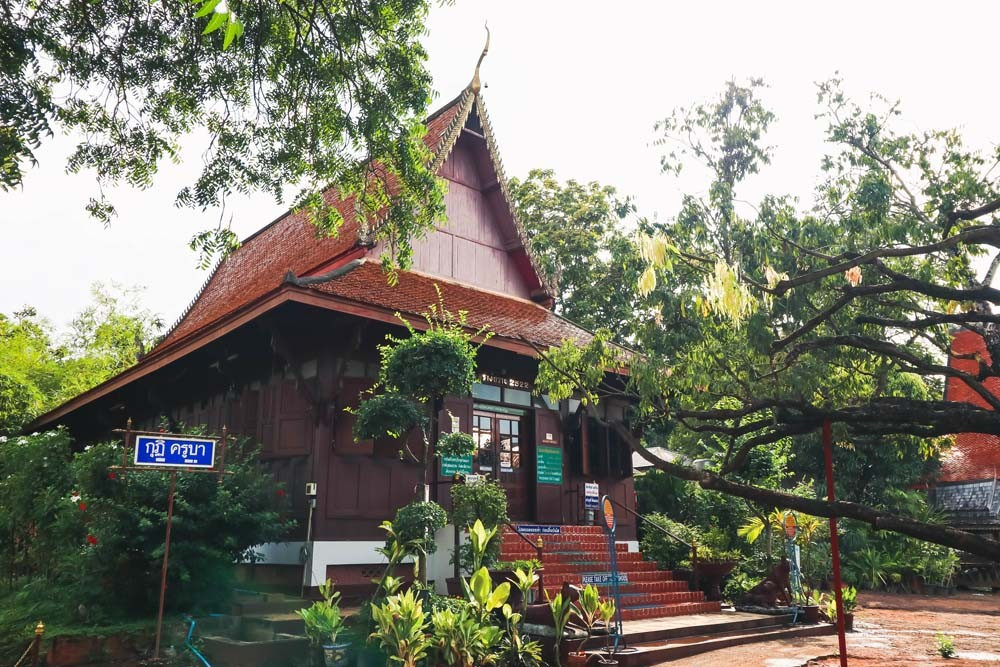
[30,621,44,667]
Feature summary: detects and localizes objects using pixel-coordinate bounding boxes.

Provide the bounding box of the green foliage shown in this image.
[450,479,509,573]
[509,169,644,336]
[0,430,292,619]
[639,513,699,569]
[391,501,447,555]
[352,393,426,441]
[546,591,574,667]
[936,633,956,658]
[369,589,432,667]
[437,431,476,458]
[2,0,446,269]
[429,605,503,666]
[297,579,345,646]
[378,306,484,403]
[451,478,510,529]
[466,565,510,620]
[0,286,161,433]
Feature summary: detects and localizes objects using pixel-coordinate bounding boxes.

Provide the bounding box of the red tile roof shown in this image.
[155,93,471,354]
[941,329,1000,483]
[307,261,592,349]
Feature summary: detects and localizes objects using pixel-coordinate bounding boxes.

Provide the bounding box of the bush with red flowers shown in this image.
[0,427,294,621]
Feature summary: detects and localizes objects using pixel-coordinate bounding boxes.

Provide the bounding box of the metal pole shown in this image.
[823,420,848,667]
[154,470,177,660]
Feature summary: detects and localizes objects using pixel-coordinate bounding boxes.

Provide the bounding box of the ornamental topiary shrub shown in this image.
[392,500,448,555]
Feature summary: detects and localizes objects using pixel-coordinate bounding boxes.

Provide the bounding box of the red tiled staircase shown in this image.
[501,524,721,621]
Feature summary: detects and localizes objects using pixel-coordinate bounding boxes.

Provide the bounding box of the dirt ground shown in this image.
[661,591,1000,666]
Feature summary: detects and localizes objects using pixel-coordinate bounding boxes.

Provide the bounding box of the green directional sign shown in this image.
[441,455,473,476]
[536,445,563,485]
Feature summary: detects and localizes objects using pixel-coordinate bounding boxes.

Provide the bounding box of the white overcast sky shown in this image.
[2,0,998,331]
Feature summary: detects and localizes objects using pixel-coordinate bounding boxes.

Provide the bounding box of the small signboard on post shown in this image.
[111,420,229,661]
[584,482,600,510]
[134,435,217,468]
[600,495,625,654]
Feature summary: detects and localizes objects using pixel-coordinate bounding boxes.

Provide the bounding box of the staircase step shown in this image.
[619,602,722,621]
[543,579,693,596]
[594,619,835,666]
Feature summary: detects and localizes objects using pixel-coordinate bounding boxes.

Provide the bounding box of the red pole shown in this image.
[823,420,848,667]
[154,470,177,660]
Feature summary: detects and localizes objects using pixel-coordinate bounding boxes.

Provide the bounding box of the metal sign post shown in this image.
[784,513,803,611]
[600,496,625,654]
[111,419,229,661]
[823,420,849,667]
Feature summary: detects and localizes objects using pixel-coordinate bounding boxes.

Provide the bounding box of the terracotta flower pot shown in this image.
[801,604,820,624]
[568,652,590,666]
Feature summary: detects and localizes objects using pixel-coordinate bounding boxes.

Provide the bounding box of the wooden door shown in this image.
[472,410,532,521]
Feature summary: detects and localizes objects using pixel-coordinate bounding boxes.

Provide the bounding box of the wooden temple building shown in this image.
[29,79,659,600]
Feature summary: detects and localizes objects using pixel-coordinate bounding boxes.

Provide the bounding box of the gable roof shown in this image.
[29,86,590,431]
[155,88,554,356]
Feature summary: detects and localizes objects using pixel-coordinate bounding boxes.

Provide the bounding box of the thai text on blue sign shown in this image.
[582,572,629,585]
[584,482,600,510]
[512,524,562,535]
[134,435,217,469]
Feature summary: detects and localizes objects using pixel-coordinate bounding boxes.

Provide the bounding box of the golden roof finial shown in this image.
[470,23,490,96]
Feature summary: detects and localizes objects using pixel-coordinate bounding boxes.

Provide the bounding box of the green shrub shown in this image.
[0,429,293,618]
[392,501,448,555]
[352,393,426,441]
[450,480,509,572]
[640,513,699,569]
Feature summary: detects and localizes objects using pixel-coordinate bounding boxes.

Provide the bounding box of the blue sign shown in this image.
[512,524,562,535]
[584,482,600,510]
[134,435,217,469]
[582,572,629,585]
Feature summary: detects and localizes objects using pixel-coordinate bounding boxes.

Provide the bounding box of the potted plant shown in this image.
[568,584,618,666]
[297,579,349,666]
[596,598,618,666]
[822,585,857,631]
[693,546,740,601]
[547,590,574,667]
[495,559,543,608]
[795,588,822,624]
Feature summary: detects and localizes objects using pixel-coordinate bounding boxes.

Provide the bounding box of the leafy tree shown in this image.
[534,79,1000,560]
[509,169,643,336]
[0,284,162,433]
[1,0,447,268]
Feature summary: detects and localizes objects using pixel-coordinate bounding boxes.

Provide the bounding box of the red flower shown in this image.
[78,502,87,511]
[276,489,286,497]
[86,535,98,546]
[108,472,117,480]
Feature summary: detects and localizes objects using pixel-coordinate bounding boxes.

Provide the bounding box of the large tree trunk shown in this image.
[616,422,1000,561]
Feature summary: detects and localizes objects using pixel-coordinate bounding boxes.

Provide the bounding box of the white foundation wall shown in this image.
[252,531,636,590]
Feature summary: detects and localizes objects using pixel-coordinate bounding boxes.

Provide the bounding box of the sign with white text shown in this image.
[512,524,562,535]
[582,572,629,585]
[584,482,600,510]
[134,435,216,469]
